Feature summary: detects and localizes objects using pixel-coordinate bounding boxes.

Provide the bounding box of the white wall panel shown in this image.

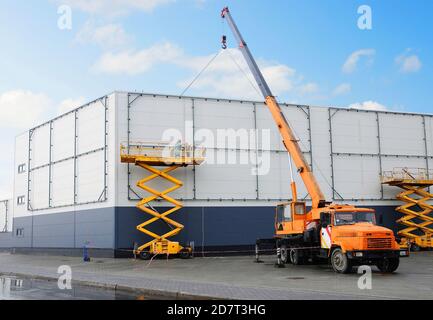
[31,124,50,168]
[379,113,425,156]
[256,104,310,152]
[195,100,254,150]
[425,116,433,157]
[51,159,74,207]
[129,95,193,143]
[332,110,379,154]
[195,150,257,199]
[14,134,29,218]
[258,152,311,200]
[76,152,105,204]
[77,101,105,154]
[30,166,49,209]
[52,113,75,162]
[333,155,381,199]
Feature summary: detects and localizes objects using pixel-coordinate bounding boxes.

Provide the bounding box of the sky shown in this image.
[0,0,432,198]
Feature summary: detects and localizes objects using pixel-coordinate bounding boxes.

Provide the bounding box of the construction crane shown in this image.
[221,6,408,273]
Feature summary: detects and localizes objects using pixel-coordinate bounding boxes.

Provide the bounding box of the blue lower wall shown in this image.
[114,205,404,250]
[0,205,403,256]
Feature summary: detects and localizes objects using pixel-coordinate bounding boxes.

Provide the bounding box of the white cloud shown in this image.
[342,49,375,74]
[55,0,175,16]
[58,97,87,115]
[94,42,183,75]
[175,48,298,100]
[94,43,315,101]
[298,83,319,96]
[395,51,422,73]
[333,83,351,96]
[75,22,132,49]
[349,100,387,111]
[0,90,52,129]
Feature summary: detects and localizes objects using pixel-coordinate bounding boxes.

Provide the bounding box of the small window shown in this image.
[18,164,26,174]
[276,204,292,222]
[17,196,25,206]
[16,228,24,237]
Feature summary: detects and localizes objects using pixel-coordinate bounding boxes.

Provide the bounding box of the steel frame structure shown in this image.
[27,96,108,211]
[0,200,9,233]
[126,93,313,202]
[329,108,433,201]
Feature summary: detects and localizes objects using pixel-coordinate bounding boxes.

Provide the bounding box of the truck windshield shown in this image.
[334,212,376,226]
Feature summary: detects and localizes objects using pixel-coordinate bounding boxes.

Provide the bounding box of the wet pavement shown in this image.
[0,252,433,299]
[0,276,171,300]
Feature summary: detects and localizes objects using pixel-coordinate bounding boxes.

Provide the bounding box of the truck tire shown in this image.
[281,245,289,264]
[331,248,352,273]
[179,248,192,259]
[289,249,304,265]
[376,258,399,273]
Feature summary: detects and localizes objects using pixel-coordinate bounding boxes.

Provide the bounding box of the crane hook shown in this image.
[221,35,227,50]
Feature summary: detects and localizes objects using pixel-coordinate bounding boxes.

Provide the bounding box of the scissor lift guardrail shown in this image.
[382,168,433,250]
[120,142,205,259]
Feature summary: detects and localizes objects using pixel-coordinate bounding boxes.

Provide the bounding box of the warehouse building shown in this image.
[0,91,432,257]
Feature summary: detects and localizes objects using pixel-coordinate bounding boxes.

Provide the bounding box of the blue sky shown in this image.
[0,0,432,198]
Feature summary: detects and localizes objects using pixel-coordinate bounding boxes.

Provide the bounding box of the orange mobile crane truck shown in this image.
[221,7,409,273]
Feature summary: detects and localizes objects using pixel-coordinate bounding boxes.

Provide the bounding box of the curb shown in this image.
[0,271,223,300]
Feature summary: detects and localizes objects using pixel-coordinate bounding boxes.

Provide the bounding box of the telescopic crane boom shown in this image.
[221,7,326,209]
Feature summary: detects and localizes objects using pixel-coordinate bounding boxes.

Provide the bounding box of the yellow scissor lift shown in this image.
[382,168,433,251]
[121,142,205,260]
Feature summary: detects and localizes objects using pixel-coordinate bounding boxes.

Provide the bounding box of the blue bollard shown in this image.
[83,242,91,262]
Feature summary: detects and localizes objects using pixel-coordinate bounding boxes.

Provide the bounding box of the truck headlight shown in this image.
[354,252,363,257]
[400,250,408,256]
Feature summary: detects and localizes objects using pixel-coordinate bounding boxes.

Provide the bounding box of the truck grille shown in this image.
[367,238,392,249]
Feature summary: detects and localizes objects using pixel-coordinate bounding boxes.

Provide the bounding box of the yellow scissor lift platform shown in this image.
[121,142,205,260]
[382,168,433,251]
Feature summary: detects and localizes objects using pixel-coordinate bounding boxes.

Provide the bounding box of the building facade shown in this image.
[0,91,432,257]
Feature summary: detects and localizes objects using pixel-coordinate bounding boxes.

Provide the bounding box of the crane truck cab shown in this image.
[273,202,409,273]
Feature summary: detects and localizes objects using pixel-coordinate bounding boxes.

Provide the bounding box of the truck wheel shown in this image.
[281,245,289,264]
[410,243,421,252]
[376,258,399,273]
[290,249,303,265]
[179,248,192,259]
[331,248,352,273]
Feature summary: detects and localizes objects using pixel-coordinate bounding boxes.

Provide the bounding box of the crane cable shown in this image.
[179,50,222,97]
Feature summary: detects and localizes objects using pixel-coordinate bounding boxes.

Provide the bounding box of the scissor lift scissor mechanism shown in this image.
[382,168,433,250]
[120,142,205,259]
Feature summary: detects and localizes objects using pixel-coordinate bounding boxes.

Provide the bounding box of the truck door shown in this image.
[320,212,332,249]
